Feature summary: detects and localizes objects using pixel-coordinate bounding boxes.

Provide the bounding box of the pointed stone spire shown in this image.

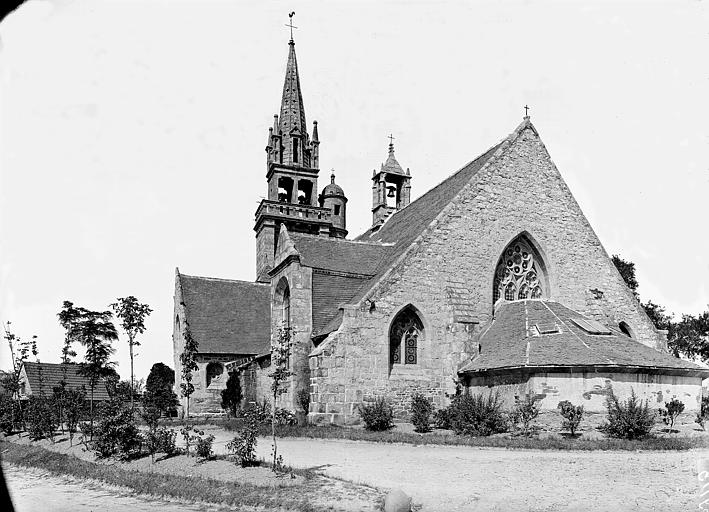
[312,120,319,142]
[279,39,307,141]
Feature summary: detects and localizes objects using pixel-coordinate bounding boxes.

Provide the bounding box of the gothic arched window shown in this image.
[493,236,546,305]
[282,286,291,328]
[389,306,423,366]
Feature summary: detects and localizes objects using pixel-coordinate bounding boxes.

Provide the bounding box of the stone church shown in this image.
[172,33,708,422]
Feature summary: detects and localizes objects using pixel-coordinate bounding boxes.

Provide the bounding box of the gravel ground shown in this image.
[203,426,707,512]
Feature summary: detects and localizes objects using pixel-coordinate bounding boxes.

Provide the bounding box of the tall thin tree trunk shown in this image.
[129,336,134,411]
[90,384,94,439]
[272,390,277,469]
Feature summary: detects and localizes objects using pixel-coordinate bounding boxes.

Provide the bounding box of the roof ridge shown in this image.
[291,232,394,247]
[180,274,269,286]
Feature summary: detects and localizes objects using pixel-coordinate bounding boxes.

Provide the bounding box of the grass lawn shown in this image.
[158,417,709,451]
[1,440,382,511]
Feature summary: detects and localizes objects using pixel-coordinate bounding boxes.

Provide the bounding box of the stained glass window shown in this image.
[390,307,423,366]
[493,237,545,305]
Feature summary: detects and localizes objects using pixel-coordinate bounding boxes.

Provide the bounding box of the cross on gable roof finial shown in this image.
[286,12,297,43]
[524,105,530,118]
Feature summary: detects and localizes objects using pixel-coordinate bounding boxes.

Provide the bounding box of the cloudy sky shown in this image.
[1,0,707,380]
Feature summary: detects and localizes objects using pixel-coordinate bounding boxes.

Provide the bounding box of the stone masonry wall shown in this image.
[309,123,668,425]
[270,229,313,411]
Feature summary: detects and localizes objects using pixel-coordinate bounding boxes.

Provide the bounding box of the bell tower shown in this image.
[371,138,411,229]
[254,32,334,282]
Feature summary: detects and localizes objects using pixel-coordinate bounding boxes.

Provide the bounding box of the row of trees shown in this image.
[612,255,709,361]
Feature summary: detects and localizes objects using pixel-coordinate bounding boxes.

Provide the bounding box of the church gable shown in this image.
[348,119,662,351]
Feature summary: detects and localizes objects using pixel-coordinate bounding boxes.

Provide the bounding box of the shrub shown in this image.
[226,417,258,467]
[358,397,394,431]
[221,371,243,417]
[244,399,271,424]
[696,395,709,430]
[511,394,540,436]
[0,395,23,436]
[144,427,177,462]
[410,393,434,433]
[296,388,310,414]
[195,433,215,460]
[25,396,57,441]
[600,389,654,439]
[557,400,584,436]
[274,408,297,426]
[659,398,685,431]
[448,391,509,437]
[91,398,142,459]
[433,407,452,430]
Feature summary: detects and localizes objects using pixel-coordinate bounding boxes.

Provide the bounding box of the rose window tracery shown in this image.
[493,239,544,304]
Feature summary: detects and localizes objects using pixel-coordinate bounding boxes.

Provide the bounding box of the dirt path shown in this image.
[3,464,225,512]
[204,428,706,511]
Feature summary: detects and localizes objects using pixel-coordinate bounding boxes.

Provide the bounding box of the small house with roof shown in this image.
[172,32,709,421]
[17,362,111,401]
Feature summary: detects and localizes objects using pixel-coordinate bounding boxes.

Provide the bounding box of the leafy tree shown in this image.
[3,321,35,432]
[642,300,674,332]
[145,363,178,417]
[59,303,118,434]
[146,362,175,393]
[221,371,243,417]
[179,321,199,419]
[110,296,153,411]
[612,255,639,296]
[668,312,709,361]
[269,325,293,471]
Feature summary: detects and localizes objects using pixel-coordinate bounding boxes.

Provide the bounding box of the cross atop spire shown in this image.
[388,133,395,154]
[285,12,297,43]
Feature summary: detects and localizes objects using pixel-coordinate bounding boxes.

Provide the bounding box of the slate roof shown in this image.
[459,300,708,376]
[289,233,390,276]
[311,272,369,335]
[179,273,271,355]
[22,362,111,400]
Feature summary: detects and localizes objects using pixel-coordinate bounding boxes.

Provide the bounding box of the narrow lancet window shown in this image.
[389,306,423,367]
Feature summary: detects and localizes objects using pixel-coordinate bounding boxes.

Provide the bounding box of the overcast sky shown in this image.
[1,0,707,380]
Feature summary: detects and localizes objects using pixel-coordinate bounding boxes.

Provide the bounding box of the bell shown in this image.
[386,185,396,198]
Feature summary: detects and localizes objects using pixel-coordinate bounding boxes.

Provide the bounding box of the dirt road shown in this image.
[206,428,705,511]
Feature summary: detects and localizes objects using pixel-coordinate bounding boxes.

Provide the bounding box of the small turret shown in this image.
[371,137,411,229]
[320,171,347,238]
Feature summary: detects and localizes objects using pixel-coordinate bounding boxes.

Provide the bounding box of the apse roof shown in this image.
[458,300,708,376]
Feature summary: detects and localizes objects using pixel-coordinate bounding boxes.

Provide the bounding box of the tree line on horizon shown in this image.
[612,255,709,362]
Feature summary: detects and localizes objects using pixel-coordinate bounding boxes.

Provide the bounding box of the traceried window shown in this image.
[493,237,545,305]
[389,306,423,367]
